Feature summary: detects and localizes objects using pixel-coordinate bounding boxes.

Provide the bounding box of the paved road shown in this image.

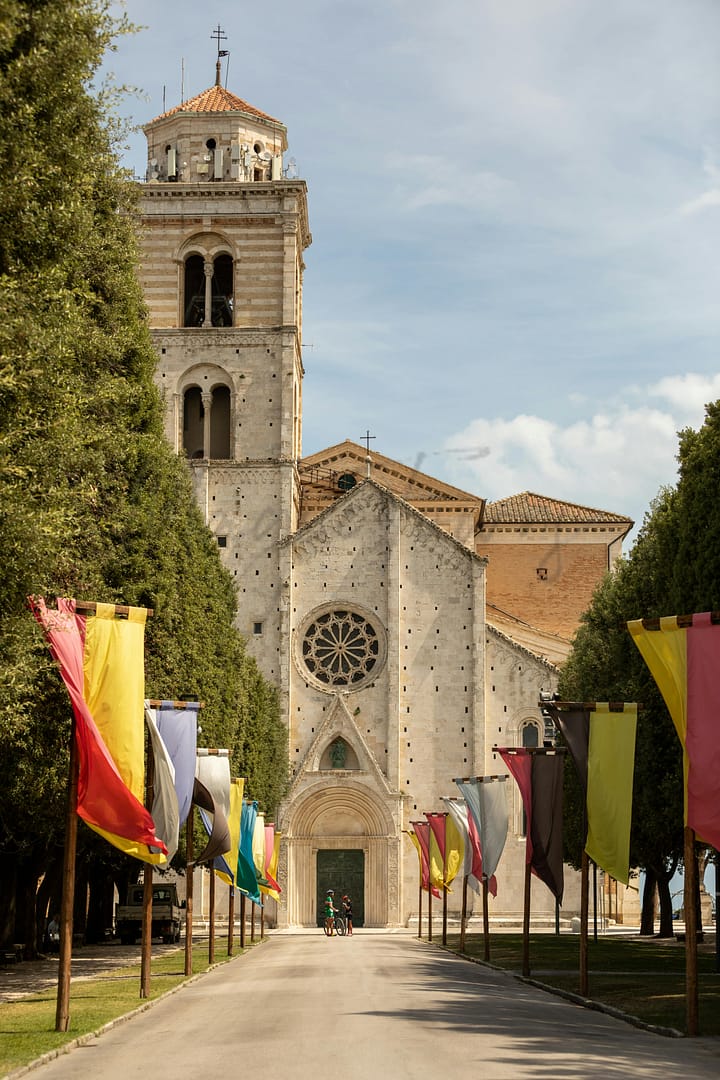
[26,931,720,1079]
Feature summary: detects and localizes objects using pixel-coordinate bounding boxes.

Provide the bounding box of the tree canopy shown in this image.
[560,402,720,933]
[0,0,288,951]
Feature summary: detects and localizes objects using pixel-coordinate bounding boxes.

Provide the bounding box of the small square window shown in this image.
[253,622,263,635]
[536,567,548,580]
[217,536,227,548]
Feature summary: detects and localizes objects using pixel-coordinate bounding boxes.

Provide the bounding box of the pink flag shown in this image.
[498,748,533,863]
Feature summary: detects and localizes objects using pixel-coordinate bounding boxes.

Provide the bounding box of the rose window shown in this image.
[301,609,381,687]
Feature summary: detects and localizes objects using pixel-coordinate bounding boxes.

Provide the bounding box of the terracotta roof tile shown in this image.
[483,491,633,526]
[149,85,282,125]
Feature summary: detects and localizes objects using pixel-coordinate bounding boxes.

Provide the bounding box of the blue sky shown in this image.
[106,1,720,539]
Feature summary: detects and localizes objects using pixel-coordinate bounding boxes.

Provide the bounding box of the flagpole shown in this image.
[208,867,215,965]
[227,887,235,956]
[428,879,433,942]
[140,741,155,998]
[184,807,194,976]
[460,876,467,954]
[55,718,79,1032]
[418,876,422,940]
[251,899,256,942]
[442,847,448,946]
[684,826,699,1035]
[580,849,589,996]
[240,892,246,948]
[522,858,531,977]
[483,877,490,962]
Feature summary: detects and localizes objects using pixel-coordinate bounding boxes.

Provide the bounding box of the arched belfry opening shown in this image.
[183,251,234,327]
[182,387,204,458]
[209,385,231,458]
[182,383,232,460]
[212,254,233,326]
[183,255,205,326]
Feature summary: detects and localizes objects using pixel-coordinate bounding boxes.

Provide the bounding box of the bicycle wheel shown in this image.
[334,916,346,936]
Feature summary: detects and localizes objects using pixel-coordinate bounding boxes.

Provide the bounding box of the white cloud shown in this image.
[649,373,720,415]
[680,190,720,217]
[441,377,720,525]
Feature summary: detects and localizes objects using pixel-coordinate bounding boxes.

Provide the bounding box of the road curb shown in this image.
[420,938,685,1039]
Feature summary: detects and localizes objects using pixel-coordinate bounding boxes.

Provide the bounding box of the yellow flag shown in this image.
[428,829,444,891]
[215,778,245,887]
[443,813,464,889]
[83,605,166,863]
[83,604,147,799]
[585,704,637,885]
[628,618,687,744]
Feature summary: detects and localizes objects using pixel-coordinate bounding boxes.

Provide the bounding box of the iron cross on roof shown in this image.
[361,430,376,478]
[211,24,228,55]
[211,24,229,85]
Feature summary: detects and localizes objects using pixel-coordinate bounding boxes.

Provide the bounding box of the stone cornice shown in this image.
[137,179,311,248]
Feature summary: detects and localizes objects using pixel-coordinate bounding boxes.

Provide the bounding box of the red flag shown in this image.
[499,747,564,902]
[498,748,533,863]
[410,820,441,898]
[29,597,166,854]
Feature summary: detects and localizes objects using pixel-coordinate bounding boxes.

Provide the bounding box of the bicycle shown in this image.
[323,914,346,936]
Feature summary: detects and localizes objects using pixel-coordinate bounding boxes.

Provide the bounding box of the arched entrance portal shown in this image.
[281,783,401,928]
[317,850,364,927]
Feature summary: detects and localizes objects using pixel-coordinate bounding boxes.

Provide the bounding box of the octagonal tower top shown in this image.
[143,53,289,184]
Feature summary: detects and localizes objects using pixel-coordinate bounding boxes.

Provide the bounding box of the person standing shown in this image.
[342,895,353,936]
[324,891,337,936]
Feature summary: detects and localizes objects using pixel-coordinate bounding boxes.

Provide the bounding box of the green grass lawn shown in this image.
[441,931,720,1036]
[0,942,257,1077]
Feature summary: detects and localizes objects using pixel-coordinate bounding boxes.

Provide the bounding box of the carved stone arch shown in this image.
[280,781,400,927]
[287,781,395,839]
[507,707,542,748]
[175,230,235,264]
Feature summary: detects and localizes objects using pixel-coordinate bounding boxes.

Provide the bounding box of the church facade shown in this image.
[138,64,632,927]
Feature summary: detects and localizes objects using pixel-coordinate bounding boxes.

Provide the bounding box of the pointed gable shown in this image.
[299,440,484,549]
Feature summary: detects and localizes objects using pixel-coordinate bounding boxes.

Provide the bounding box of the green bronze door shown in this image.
[317,850,364,927]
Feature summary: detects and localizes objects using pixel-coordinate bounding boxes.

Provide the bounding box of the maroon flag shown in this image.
[499,748,564,902]
[549,706,590,796]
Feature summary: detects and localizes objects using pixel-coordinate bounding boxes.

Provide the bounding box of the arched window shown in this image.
[520,722,540,836]
[211,254,233,326]
[182,387,204,458]
[182,384,231,460]
[184,255,205,326]
[521,722,539,749]
[210,386,231,458]
[183,252,233,327]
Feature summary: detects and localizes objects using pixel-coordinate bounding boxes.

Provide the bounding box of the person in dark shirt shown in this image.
[342,894,353,936]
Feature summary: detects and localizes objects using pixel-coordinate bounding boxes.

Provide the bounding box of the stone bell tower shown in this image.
[138,55,311,682]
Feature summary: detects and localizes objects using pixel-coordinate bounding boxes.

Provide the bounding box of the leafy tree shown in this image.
[560,395,720,934]
[0,0,288,950]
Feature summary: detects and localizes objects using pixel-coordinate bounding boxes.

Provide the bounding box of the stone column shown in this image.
[203,259,214,327]
[201,391,213,459]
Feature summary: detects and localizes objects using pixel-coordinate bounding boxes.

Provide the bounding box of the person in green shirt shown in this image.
[324,890,337,936]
